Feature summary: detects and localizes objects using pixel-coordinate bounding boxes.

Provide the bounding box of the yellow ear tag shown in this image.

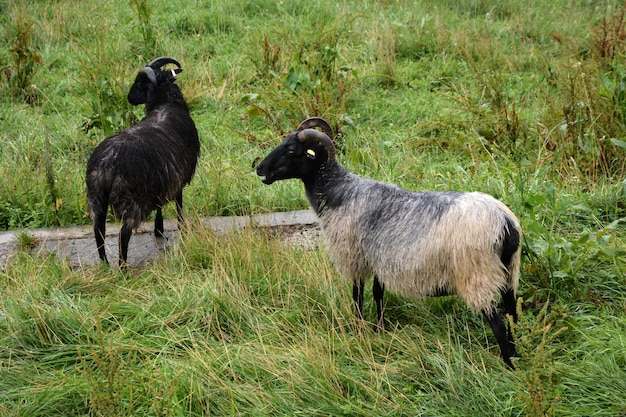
[306,149,316,159]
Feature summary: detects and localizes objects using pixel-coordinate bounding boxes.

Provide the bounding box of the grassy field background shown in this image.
[1,0,625,415]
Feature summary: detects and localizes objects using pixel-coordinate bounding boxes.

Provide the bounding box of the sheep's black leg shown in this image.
[373,275,385,331]
[154,206,165,238]
[502,288,518,350]
[484,307,515,369]
[175,191,185,227]
[502,288,518,323]
[119,223,132,267]
[500,217,520,349]
[94,214,108,264]
[353,280,364,321]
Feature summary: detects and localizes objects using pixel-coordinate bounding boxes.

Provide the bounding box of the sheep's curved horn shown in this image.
[146,56,181,70]
[297,129,336,161]
[297,117,334,139]
[137,66,157,85]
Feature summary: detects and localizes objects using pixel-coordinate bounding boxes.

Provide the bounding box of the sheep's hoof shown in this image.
[354,319,369,334]
[374,321,386,333]
[153,233,169,253]
[119,260,130,272]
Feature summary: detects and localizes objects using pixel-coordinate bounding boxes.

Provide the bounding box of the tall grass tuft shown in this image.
[371,18,399,87]
[3,4,42,104]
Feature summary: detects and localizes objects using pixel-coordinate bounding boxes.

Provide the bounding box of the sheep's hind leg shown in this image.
[175,191,185,229]
[94,214,108,264]
[119,223,132,268]
[153,206,169,253]
[373,275,385,331]
[501,288,518,356]
[484,307,515,369]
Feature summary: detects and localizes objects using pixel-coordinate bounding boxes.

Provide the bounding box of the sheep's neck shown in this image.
[145,85,188,114]
[302,162,349,216]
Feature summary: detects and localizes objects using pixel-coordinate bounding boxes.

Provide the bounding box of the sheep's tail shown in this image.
[500,215,522,323]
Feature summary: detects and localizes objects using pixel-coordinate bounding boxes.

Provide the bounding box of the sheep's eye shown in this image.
[287,149,296,156]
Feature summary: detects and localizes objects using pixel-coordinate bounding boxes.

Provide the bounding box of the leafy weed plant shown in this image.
[512,300,568,417]
[129,0,157,56]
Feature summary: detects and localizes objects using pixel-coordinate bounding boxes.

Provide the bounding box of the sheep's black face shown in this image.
[257,134,326,184]
[128,71,155,105]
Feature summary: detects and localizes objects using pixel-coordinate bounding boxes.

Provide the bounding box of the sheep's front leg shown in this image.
[353,280,364,321]
[373,275,385,332]
[154,206,165,238]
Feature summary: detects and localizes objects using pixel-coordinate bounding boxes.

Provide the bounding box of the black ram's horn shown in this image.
[146,56,181,70]
[296,128,336,162]
[297,117,334,139]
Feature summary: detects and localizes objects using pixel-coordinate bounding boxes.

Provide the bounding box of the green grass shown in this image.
[1,0,625,415]
[1,226,624,416]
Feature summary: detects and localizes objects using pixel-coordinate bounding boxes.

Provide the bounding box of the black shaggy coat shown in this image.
[86,65,200,265]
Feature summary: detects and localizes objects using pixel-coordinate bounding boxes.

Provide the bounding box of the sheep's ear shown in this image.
[306,148,317,160]
[127,68,156,105]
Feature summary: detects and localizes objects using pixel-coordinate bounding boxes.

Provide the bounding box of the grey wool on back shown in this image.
[320,175,521,314]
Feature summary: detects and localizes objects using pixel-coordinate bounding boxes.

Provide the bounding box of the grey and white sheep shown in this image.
[86,56,200,266]
[256,118,522,368]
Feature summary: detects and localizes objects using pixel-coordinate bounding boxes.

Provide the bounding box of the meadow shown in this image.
[1,0,625,415]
